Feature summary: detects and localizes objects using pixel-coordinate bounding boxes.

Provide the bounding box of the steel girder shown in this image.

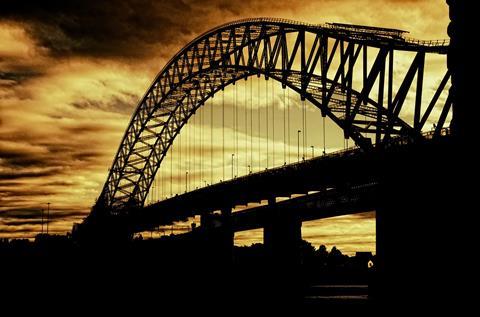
[94,18,450,215]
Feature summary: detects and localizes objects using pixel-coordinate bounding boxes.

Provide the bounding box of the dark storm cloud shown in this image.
[2,220,43,227]
[0,0,445,241]
[0,169,60,180]
[0,207,87,236]
[0,70,43,86]
[61,123,107,135]
[0,206,86,234]
[1,208,86,221]
[71,93,139,115]
[1,188,54,198]
[0,150,49,168]
[0,226,36,234]
[0,0,310,60]
[0,0,207,59]
[0,136,64,170]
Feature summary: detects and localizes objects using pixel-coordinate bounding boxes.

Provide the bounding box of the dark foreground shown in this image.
[1,237,375,313]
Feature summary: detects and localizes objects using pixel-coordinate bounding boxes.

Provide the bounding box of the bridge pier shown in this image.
[375,139,463,305]
[198,207,234,263]
[264,198,302,265]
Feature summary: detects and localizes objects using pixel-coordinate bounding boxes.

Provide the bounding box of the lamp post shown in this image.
[310,145,314,158]
[185,171,188,193]
[297,130,301,162]
[46,202,50,235]
[41,209,44,235]
[231,153,235,179]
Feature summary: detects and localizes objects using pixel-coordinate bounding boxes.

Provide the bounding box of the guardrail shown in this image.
[403,37,450,47]
[146,127,451,206]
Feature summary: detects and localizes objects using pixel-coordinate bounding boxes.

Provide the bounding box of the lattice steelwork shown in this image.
[93,18,450,215]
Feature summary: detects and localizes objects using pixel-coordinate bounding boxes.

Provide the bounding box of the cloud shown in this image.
[0,70,43,88]
[0,0,219,59]
[0,1,448,241]
[0,0,447,60]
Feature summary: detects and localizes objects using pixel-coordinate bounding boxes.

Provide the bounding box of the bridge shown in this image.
[73,18,456,281]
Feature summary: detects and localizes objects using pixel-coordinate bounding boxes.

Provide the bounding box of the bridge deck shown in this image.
[130,134,451,232]
[231,182,377,232]
[133,146,379,231]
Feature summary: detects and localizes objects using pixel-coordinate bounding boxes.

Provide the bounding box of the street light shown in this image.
[46,202,50,235]
[231,153,235,179]
[41,209,44,235]
[297,130,301,162]
[185,171,188,193]
[310,145,314,159]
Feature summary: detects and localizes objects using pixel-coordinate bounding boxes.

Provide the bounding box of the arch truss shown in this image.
[94,18,450,215]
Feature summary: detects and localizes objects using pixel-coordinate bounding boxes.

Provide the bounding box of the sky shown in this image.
[0,0,449,254]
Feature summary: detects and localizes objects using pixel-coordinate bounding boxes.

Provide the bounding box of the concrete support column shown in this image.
[198,208,233,263]
[263,197,302,265]
[220,207,234,261]
[375,142,459,306]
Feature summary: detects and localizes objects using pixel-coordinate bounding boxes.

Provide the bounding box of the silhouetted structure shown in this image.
[3,11,470,310]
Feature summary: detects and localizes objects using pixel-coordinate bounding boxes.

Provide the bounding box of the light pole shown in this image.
[231,153,235,179]
[310,145,314,158]
[46,202,50,235]
[185,171,188,193]
[248,165,251,174]
[41,209,44,235]
[297,130,301,162]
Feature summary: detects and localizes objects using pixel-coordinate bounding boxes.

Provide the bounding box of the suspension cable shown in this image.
[272,78,275,167]
[235,82,238,178]
[178,132,181,194]
[302,99,306,160]
[258,77,261,172]
[266,77,269,169]
[187,116,189,192]
[250,77,253,173]
[160,163,163,200]
[305,100,308,159]
[323,116,326,155]
[193,111,196,189]
[288,87,290,164]
[200,102,203,187]
[170,143,173,197]
[244,78,247,175]
[210,96,213,185]
[283,86,286,164]
[222,89,225,181]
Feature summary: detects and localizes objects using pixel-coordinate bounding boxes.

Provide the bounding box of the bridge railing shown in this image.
[205,17,321,34]
[216,128,451,183]
[403,37,450,47]
[422,127,451,139]
[144,128,451,208]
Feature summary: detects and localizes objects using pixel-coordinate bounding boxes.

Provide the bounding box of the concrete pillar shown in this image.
[220,207,234,261]
[374,3,473,307]
[375,141,460,306]
[447,0,470,141]
[263,197,302,265]
[198,208,233,263]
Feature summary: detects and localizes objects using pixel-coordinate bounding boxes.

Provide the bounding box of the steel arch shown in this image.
[94,18,450,215]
